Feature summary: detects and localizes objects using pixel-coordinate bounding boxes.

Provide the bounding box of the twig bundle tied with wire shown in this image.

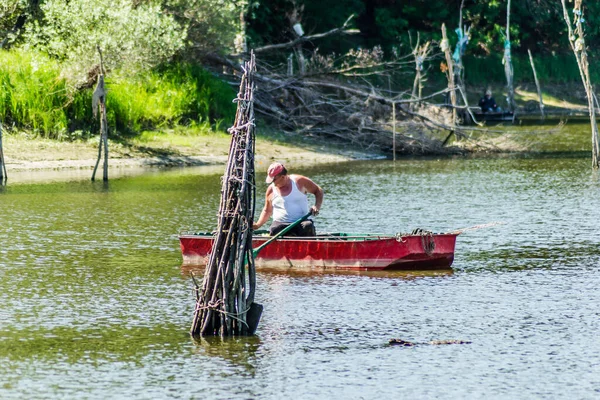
[190,53,261,337]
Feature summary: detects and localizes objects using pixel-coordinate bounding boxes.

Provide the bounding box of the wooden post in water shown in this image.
[91,47,109,182]
[0,122,7,183]
[560,0,600,168]
[190,53,261,337]
[392,102,396,161]
[527,49,545,120]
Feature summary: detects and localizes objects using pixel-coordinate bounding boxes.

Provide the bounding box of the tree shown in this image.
[165,0,247,55]
[22,0,185,82]
[0,0,38,49]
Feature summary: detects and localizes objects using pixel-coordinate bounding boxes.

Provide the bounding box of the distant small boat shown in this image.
[462,109,516,124]
[179,231,459,271]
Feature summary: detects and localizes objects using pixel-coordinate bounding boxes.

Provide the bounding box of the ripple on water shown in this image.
[1,157,600,399]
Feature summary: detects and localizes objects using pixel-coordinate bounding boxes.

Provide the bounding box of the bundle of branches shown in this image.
[190,53,262,338]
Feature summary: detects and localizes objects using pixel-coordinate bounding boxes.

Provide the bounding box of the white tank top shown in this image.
[272,176,309,223]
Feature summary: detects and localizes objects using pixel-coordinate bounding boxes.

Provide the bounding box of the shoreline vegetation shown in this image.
[1,2,599,175]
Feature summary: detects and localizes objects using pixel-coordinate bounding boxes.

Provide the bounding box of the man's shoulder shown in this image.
[292,174,312,186]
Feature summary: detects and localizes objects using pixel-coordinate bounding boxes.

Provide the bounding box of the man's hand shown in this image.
[310,205,319,216]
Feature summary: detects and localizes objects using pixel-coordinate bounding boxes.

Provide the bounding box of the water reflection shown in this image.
[181,264,453,280]
[191,336,262,373]
[91,180,111,192]
[256,267,453,280]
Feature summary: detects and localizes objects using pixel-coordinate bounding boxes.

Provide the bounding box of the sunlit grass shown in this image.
[514,88,584,110]
[0,49,236,139]
[0,49,82,137]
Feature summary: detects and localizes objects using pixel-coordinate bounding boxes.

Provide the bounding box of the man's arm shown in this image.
[253,187,273,230]
[296,175,324,215]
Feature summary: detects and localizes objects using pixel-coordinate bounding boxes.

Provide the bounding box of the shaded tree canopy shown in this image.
[246,0,600,57]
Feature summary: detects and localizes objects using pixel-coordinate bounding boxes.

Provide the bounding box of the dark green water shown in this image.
[1,156,599,399]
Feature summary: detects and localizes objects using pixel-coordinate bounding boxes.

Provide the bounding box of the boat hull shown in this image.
[179,233,458,271]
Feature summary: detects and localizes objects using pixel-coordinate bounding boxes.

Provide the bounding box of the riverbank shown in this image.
[2,128,384,174]
[1,81,594,177]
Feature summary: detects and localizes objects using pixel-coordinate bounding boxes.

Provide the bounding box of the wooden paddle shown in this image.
[252,211,313,258]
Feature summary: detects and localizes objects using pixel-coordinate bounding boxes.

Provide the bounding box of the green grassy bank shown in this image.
[0,49,236,140]
[0,48,596,160]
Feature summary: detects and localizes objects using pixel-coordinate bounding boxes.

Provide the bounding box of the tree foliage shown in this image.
[0,1,26,38]
[22,0,186,81]
[247,0,600,57]
[165,0,246,54]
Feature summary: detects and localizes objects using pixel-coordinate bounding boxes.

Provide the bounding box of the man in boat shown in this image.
[478,89,502,113]
[252,162,323,236]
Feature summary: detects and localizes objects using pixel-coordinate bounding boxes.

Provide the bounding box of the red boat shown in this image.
[179,231,459,271]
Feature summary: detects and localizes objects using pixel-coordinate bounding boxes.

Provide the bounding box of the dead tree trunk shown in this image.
[441,24,457,124]
[503,0,516,112]
[441,24,457,144]
[411,33,431,105]
[561,0,600,168]
[0,122,7,183]
[527,49,545,120]
[190,53,261,337]
[453,0,469,98]
[91,47,109,182]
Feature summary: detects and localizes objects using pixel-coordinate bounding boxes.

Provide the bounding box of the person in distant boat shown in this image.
[478,89,502,113]
[252,162,323,236]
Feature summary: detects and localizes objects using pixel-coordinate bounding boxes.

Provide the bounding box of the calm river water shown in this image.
[1,155,599,399]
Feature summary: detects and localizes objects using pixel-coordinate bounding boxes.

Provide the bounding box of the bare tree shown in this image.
[560,0,600,168]
[503,0,516,112]
[91,47,109,181]
[527,49,545,120]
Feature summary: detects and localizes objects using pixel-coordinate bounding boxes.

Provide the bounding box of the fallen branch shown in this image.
[251,14,359,54]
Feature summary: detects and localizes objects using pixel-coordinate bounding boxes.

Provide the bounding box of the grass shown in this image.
[0,49,236,139]
[0,50,78,137]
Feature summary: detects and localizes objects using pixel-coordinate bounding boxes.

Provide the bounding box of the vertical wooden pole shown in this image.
[102,109,108,181]
[92,47,109,181]
[0,122,7,183]
[453,0,467,93]
[411,32,421,103]
[527,49,545,120]
[392,102,396,161]
[411,36,430,107]
[441,24,457,138]
[504,0,516,112]
[561,0,600,168]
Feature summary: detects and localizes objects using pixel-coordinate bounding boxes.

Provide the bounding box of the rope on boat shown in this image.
[396,228,436,256]
[412,228,436,256]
